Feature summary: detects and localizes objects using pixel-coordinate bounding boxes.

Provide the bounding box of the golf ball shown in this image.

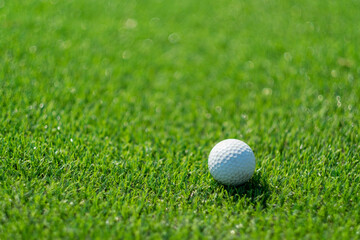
[208,139,256,185]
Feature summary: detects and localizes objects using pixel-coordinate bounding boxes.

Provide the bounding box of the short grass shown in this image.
[1,0,360,239]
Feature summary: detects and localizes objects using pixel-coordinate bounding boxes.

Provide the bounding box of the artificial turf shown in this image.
[1,0,359,239]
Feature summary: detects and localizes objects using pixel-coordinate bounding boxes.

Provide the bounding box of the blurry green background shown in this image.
[1,0,359,239]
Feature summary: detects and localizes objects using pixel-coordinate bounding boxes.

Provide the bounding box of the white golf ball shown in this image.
[208,139,256,186]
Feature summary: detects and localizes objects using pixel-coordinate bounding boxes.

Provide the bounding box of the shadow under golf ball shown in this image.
[212,172,271,208]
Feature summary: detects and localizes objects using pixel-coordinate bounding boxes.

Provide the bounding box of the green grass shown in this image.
[1,0,360,239]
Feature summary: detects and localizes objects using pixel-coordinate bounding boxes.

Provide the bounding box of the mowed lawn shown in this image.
[1,0,359,239]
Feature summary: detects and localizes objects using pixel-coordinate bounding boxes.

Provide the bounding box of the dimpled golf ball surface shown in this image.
[208,139,256,186]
